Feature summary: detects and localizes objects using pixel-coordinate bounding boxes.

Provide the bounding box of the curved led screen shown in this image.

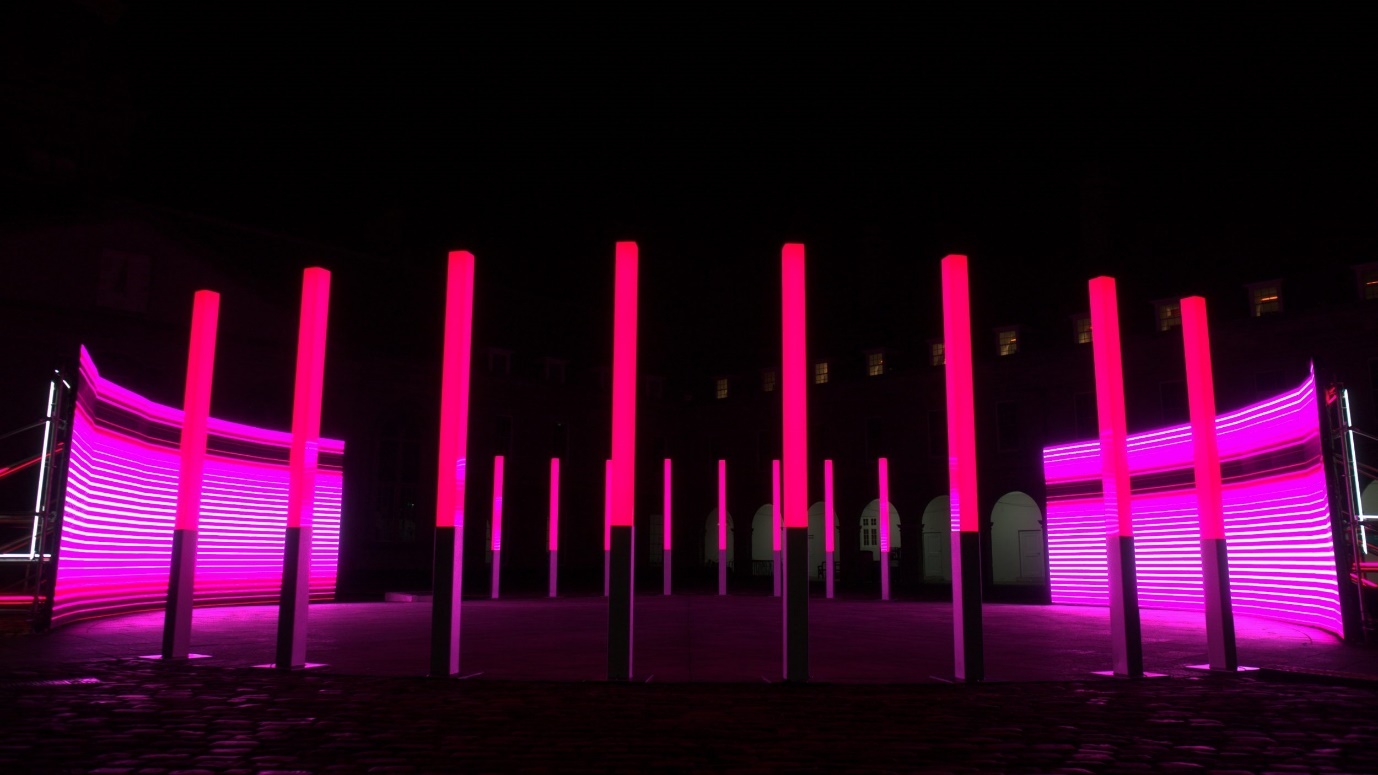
[1043,370,1343,635]
[52,347,343,628]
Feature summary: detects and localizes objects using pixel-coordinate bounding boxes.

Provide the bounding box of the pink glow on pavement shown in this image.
[771,459,782,551]
[1089,276,1134,538]
[718,459,727,551]
[436,251,474,529]
[287,268,330,529]
[1182,296,1225,541]
[824,459,836,553]
[491,455,504,551]
[878,457,891,553]
[781,244,808,528]
[610,241,638,528]
[1042,372,1343,635]
[941,255,979,532]
[52,348,342,628]
[175,291,219,531]
[549,458,560,551]
[663,458,672,551]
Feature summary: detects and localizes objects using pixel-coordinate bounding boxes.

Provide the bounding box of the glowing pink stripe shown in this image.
[824,459,835,553]
[941,255,978,532]
[1089,276,1133,537]
[491,455,504,551]
[718,459,727,551]
[663,458,672,551]
[1042,372,1343,635]
[549,458,560,552]
[436,251,474,529]
[781,244,808,528]
[771,459,782,551]
[878,457,891,553]
[1182,296,1225,541]
[287,268,330,529]
[610,241,638,527]
[53,349,342,628]
[175,291,219,531]
[604,459,612,551]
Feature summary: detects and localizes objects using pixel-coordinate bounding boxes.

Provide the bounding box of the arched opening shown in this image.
[920,496,951,582]
[806,501,837,580]
[859,499,901,565]
[703,509,734,569]
[991,491,1044,584]
[751,504,775,576]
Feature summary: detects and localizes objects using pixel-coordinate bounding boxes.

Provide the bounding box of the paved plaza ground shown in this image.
[1,595,1375,772]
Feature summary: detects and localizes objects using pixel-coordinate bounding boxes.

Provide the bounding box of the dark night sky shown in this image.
[8,3,1378,383]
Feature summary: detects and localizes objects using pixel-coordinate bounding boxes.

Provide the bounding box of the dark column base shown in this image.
[1201,536,1238,671]
[784,526,809,682]
[490,548,501,600]
[663,549,672,595]
[1108,534,1144,677]
[430,525,462,677]
[718,548,727,595]
[161,528,198,660]
[275,524,312,669]
[549,549,558,598]
[952,530,983,682]
[608,525,633,680]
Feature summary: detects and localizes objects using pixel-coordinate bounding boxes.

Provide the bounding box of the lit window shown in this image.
[1074,315,1092,344]
[997,329,1018,356]
[814,362,829,384]
[867,352,884,377]
[1250,284,1281,317]
[715,378,728,400]
[1156,302,1182,332]
[762,370,776,392]
[930,342,945,367]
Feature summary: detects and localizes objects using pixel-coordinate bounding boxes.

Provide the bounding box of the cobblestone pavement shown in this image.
[2,657,1376,774]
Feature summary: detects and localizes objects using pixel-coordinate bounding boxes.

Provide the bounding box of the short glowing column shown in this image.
[549,457,560,598]
[490,455,504,600]
[942,254,983,682]
[824,459,836,599]
[275,267,331,670]
[718,459,728,595]
[608,240,638,681]
[879,457,891,601]
[781,243,810,681]
[161,290,219,660]
[772,459,782,597]
[1182,295,1238,671]
[431,250,474,677]
[604,459,612,598]
[1089,276,1145,678]
[663,458,672,596]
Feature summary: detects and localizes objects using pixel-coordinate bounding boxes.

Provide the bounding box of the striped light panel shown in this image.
[51,346,343,628]
[1043,370,1343,635]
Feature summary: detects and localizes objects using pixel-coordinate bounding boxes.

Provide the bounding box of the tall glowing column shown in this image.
[718,459,728,596]
[608,240,638,681]
[549,457,560,598]
[879,457,891,601]
[772,459,782,597]
[604,459,612,598]
[1181,295,1238,671]
[431,250,474,677]
[663,458,672,596]
[275,267,331,670]
[824,459,836,599]
[490,455,504,600]
[942,254,983,682]
[161,290,219,660]
[781,243,810,681]
[1089,276,1144,678]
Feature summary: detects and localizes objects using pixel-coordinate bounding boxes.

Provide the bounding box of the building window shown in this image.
[930,342,945,367]
[1355,265,1378,300]
[542,358,567,383]
[1155,301,1182,332]
[761,370,776,392]
[997,328,1019,357]
[814,361,829,384]
[860,515,878,550]
[1248,282,1282,317]
[866,352,885,377]
[715,378,729,400]
[1073,314,1092,344]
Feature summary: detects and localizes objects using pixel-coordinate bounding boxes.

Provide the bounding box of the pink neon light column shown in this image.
[431,250,474,677]
[161,290,220,660]
[824,459,836,599]
[1089,275,1145,677]
[941,254,983,682]
[490,455,504,599]
[663,458,672,596]
[1182,295,1238,671]
[718,458,727,596]
[781,243,809,681]
[607,240,638,681]
[275,267,331,670]
[604,458,612,597]
[549,457,559,598]
[879,457,891,601]
[772,459,782,597]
